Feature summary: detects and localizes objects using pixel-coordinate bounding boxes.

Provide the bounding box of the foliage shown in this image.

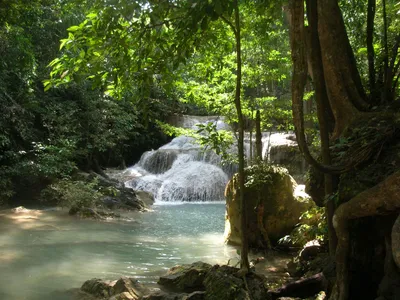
[0,0,175,204]
[41,178,102,208]
[278,206,328,247]
[196,122,235,162]
[288,207,328,247]
[244,163,289,189]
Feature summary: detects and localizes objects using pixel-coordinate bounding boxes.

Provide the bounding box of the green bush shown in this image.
[41,178,102,209]
[281,206,328,247]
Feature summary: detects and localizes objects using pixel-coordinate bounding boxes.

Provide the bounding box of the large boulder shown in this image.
[224,164,313,248]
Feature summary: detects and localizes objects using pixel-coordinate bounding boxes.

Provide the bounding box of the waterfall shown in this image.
[124,115,304,202]
[125,134,230,202]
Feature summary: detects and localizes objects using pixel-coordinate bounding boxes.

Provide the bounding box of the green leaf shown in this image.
[67,26,80,32]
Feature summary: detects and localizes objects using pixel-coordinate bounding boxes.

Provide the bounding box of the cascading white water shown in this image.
[125,115,302,202]
[125,135,229,202]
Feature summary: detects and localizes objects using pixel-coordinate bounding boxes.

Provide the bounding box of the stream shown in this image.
[0,203,239,299]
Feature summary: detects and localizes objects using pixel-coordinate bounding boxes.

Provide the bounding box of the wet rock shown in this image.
[69,206,120,220]
[113,277,149,299]
[80,277,149,300]
[225,165,313,248]
[81,278,114,298]
[135,190,155,207]
[158,262,212,292]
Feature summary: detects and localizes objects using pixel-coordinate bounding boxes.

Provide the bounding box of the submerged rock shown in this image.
[224,164,313,248]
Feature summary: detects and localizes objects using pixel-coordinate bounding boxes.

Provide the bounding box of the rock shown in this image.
[109,292,136,300]
[69,206,120,219]
[392,214,400,269]
[81,278,115,298]
[299,240,321,263]
[113,277,150,299]
[203,265,269,300]
[269,143,307,184]
[203,265,246,300]
[158,262,212,292]
[48,288,98,300]
[11,206,30,213]
[68,171,153,220]
[225,164,313,248]
[143,291,205,300]
[81,277,149,300]
[136,190,155,206]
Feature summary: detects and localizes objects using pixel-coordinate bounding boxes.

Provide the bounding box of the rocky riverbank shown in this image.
[66,259,328,300]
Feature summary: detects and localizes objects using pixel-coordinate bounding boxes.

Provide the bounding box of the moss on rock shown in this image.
[224,164,313,248]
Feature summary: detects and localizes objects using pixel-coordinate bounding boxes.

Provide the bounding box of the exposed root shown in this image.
[330,171,400,300]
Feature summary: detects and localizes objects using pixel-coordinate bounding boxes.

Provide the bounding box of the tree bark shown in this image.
[233,0,249,272]
[289,0,343,175]
[382,0,390,102]
[255,109,262,160]
[367,0,376,101]
[305,0,337,256]
[317,0,368,137]
[331,171,400,300]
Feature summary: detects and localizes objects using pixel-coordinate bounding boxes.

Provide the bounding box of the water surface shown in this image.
[0,203,236,300]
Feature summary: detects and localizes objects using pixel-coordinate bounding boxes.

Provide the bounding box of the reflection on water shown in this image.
[0,203,237,300]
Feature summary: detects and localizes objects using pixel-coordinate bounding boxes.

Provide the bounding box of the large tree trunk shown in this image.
[305,0,337,256]
[331,171,400,300]
[317,0,368,138]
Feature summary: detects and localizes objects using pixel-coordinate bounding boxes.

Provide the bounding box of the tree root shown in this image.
[331,171,400,300]
[268,272,327,300]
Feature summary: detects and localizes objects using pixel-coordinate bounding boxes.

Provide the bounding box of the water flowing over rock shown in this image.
[125,136,229,202]
[124,115,306,203]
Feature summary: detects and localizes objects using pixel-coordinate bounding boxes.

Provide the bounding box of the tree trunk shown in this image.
[367,0,376,101]
[255,109,262,160]
[331,171,400,300]
[233,0,249,272]
[317,0,367,138]
[305,0,337,256]
[289,0,342,175]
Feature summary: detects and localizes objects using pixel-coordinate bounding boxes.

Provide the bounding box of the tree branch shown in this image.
[219,14,237,36]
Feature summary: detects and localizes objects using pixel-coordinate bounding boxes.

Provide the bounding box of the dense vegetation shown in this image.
[1,0,399,299]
